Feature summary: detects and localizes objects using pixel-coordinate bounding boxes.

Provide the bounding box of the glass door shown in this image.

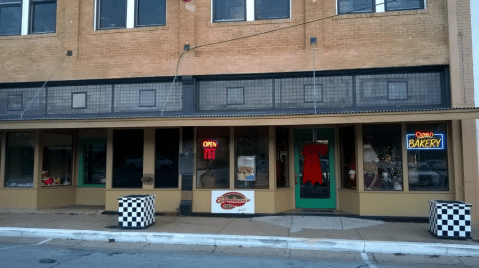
[294,128,336,209]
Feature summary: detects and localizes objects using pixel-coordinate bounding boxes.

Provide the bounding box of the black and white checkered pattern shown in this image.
[118,195,156,228]
[429,200,472,239]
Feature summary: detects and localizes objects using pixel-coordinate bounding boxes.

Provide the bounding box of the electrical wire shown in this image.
[161,49,188,116]
[20,53,69,120]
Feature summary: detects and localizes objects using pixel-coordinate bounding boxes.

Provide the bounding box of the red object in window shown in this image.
[204,148,216,160]
[302,144,328,185]
[182,0,191,2]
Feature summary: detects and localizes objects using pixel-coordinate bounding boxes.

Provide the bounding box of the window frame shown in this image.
[96,0,128,30]
[134,0,166,27]
[254,0,290,21]
[212,0,247,23]
[384,0,424,12]
[0,0,23,36]
[29,0,57,34]
[337,0,376,15]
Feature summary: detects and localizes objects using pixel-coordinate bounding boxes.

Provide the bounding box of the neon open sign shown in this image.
[202,140,218,160]
[407,131,444,150]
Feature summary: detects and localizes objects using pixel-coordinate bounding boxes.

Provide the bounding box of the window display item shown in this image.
[302,143,327,185]
[364,171,381,190]
[237,156,256,181]
[363,144,379,175]
[200,168,216,188]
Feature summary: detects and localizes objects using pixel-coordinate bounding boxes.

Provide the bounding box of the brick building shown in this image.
[0,0,478,223]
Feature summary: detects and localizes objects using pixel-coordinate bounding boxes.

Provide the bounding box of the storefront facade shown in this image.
[0,0,478,223]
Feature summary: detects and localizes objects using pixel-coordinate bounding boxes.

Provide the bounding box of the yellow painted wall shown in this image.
[359,192,455,217]
[105,190,181,212]
[254,191,275,213]
[337,189,360,215]
[0,189,37,209]
[274,188,294,213]
[37,187,76,209]
[75,188,105,206]
[192,190,211,213]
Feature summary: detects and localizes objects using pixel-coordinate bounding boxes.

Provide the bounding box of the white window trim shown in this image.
[21,0,29,35]
[211,0,291,23]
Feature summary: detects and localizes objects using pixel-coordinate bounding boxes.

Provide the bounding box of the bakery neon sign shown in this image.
[407,131,444,150]
[202,140,218,160]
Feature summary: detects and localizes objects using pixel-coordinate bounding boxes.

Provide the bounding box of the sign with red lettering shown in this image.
[202,140,218,160]
[211,191,255,214]
[407,132,444,150]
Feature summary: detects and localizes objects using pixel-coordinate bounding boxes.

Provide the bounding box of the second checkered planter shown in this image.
[118,195,156,228]
[429,200,472,239]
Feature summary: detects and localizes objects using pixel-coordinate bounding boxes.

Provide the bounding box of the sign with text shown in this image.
[407,131,444,150]
[202,140,218,160]
[211,191,254,214]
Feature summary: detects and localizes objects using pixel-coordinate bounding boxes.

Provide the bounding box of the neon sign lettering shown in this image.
[407,133,444,150]
[202,140,218,160]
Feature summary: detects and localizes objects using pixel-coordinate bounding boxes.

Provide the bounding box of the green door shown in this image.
[294,128,336,209]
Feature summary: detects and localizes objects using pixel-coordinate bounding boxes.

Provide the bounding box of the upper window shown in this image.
[385,0,423,11]
[136,0,166,27]
[213,0,245,22]
[0,0,57,36]
[30,0,56,33]
[213,0,290,23]
[97,0,127,29]
[338,0,424,15]
[97,0,166,30]
[0,0,22,36]
[255,0,289,20]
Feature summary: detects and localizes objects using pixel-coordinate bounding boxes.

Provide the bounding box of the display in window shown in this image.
[237,156,256,182]
[363,124,403,191]
[42,133,73,187]
[302,143,327,185]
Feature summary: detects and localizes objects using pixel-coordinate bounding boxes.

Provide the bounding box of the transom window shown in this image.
[96,0,166,30]
[338,0,425,15]
[212,0,290,23]
[0,0,56,36]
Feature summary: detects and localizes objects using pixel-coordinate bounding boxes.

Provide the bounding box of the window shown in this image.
[97,0,126,29]
[235,127,269,189]
[0,0,57,36]
[155,129,179,188]
[212,0,290,23]
[386,0,423,11]
[42,133,73,187]
[136,0,165,27]
[276,127,289,188]
[339,126,356,189]
[0,0,22,36]
[407,123,448,191]
[113,129,143,188]
[338,0,374,14]
[79,139,107,186]
[5,132,35,188]
[30,0,56,33]
[213,0,245,22]
[97,0,166,30]
[255,0,289,20]
[338,0,425,15]
[363,124,403,191]
[196,127,230,189]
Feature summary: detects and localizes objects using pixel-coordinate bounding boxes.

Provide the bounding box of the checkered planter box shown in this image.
[429,200,472,239]
[118,195,156,228]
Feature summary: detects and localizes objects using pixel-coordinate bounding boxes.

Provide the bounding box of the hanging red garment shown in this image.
[302,143,328,185]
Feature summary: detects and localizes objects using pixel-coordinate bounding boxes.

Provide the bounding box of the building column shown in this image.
[0,131,6,189]
[460,119,479,224]
[33,130,43,190]
[143,128,155,190]
[105,129,113,190]
[269,126,276,190]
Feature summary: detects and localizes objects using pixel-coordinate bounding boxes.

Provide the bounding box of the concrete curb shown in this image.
[0,227,478,257]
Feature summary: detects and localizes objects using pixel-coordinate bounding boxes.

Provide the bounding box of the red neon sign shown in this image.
[202,140,218,160]
[415,131,434,138]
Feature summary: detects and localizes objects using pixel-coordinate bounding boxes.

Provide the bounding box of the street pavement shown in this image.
[0,206,478,258]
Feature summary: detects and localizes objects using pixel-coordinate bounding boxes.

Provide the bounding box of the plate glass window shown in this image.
[235,127,269,189]
[386,0,423,11]
[98,0,127,29]
[136,0,165,27]
[362,124,403,191]
[255,0,289,20]
[407,123,448,191]
[338,0,374,14]
[196,127,230,189]
[5,132,35,188]
[155,129,179,188]
[113,129,143,188]
[30,0,56,34]
[42,133,73,187]
[0,0,22,36]
[213,0,245,22]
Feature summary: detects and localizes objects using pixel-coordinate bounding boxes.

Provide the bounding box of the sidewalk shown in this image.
[0,207,478,257]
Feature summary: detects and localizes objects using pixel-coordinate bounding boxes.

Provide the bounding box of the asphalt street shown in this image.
[0,237,478,268]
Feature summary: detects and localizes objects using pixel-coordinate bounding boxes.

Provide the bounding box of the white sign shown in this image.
[211,191,255,214]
